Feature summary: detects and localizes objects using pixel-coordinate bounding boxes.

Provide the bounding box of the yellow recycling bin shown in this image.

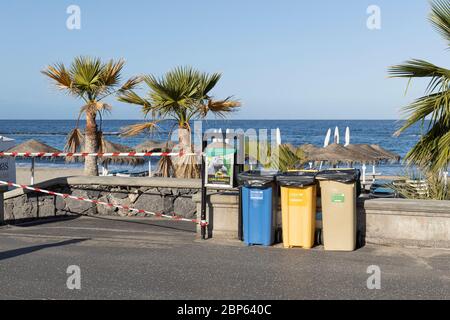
[316,169,361,251]
[276,171,317,249]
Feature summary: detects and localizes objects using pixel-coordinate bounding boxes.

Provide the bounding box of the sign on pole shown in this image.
[0,136,16,188]
[205,142,235,189]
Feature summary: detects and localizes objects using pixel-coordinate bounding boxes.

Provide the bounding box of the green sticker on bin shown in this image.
[331,193,345,203]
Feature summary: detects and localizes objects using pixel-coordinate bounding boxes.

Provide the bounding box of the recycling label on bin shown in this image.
[331,193,345,203]
[288,192,305,206]
[250,190,264,200]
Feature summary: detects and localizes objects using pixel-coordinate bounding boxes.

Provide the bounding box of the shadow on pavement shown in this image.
[0,238,89,262]
[5,214,196,233]
[8,215,82,228]
[84,215,197,233]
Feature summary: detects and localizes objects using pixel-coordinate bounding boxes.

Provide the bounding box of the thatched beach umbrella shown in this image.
[369,144,401,182]
[299,144,320,155]
[99,140,144,176]
[344,144,383,183]
[347,144,385,162]
[69,139,144,176]
[135,140,174,176]
[370,144,401,162]
[6,139,61,185]
[134,140,175,152]
[98,140,144,166]
[343,144,400,183]
[307,143,377,163]
[346,144,385,163]
[296,144,320,169]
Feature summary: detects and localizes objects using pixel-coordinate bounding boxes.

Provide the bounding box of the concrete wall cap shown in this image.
[364,198,450,215]
[4,176,202,200]
[192,192,239,204]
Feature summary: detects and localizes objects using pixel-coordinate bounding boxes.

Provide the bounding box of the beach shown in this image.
[15,167,84,185]
[13,166,401,187]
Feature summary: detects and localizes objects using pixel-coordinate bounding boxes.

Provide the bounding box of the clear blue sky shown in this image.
[0,0,448,120]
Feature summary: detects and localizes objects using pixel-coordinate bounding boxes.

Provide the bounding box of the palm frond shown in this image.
[41,63,76,94]
[429,0,450,46]
[125,66,239,122]
[119,66,240,164]
[69,56,103,97]
[157,152,175,177]
[394,90,450,136]
[269,144,306,171]
[200,98,241,118]
[199,72,222,96]
[405,121,450,172]
[388,2,450,173]
[118,76,143,92]
[65,128,84,154]
[79,102,112,115]
[121,121,160,137]
[388,59,450,95]
[100,59,125,88]
[44,56,139,105]
[117,89,152,107]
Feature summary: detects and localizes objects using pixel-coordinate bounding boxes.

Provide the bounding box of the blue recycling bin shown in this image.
[238,171,277,246]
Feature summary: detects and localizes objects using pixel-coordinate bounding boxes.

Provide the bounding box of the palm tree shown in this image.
[42,56,141,175]
[388,0,450,173]
[273,144,306,171]
[118,66,240,178]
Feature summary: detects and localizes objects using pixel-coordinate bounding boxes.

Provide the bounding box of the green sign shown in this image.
[331,193,345,203]
[205,142,235,188]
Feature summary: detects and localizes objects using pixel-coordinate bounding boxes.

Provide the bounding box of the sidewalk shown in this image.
[0,216,449,300]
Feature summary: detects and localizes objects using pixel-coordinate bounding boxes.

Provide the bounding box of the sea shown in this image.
[0,119,428,175]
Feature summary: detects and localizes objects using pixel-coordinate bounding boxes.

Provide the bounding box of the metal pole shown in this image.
[148,157,152,177]
[234,134,244,241]
[201,140,207,240]
[101,162,108,176]
[362,163,366,184]
[0,185,5,225]
[31,158,35,185]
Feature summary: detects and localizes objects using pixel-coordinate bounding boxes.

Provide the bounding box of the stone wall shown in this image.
[3,176,201,223]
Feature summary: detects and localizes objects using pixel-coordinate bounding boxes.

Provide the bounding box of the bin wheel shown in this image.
[315,229,323,245]
[275,228,283,244]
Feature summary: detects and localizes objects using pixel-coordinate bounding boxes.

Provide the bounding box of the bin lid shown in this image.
[276,171,316,187]
[316,168,360,183]
[238,170,278,187]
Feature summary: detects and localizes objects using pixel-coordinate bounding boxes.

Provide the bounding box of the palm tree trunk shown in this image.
[84,111,99,176]
[175,125,199,178]
[178,125,192,153]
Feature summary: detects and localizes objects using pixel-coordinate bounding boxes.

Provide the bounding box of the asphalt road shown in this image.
[0,216,449,300]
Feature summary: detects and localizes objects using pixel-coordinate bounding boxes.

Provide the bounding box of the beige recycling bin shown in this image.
[316,169,360,251]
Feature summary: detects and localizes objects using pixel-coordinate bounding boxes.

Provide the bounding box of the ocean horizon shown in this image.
[0,119,427,175]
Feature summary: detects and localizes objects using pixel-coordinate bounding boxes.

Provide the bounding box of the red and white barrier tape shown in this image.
[0,180,208,227]
[0,152,198,158]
